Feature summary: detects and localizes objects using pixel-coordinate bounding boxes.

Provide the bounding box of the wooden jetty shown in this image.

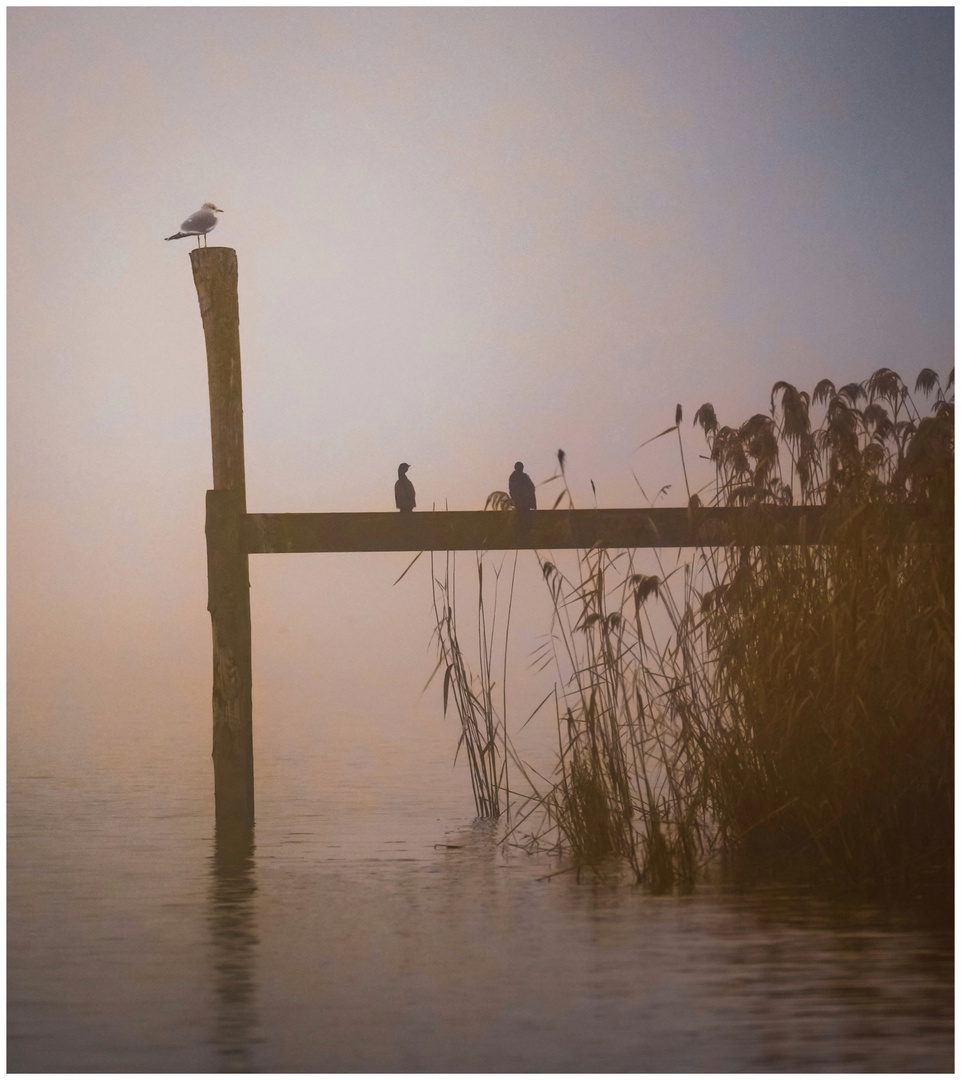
[188,247,833,823]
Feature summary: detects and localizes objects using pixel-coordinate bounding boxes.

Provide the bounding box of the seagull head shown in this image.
[398,462,410,475]
[202,203,224,213]
[514,462,524,472]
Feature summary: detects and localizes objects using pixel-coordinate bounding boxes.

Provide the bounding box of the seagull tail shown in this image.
[164,232,188,241]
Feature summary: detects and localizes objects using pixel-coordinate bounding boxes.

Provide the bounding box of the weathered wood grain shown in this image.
[192,247,253,823]
[206,489,254,821]
[191,247,246,496]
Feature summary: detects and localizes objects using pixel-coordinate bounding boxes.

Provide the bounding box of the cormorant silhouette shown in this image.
[394,463,416,512]
[508,462,536,511]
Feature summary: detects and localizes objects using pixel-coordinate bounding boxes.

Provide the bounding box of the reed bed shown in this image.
[692,368,954,889]
[429,368,953,892]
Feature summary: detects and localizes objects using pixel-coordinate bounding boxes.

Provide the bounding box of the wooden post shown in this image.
[181,248,918,826]
[191,247,254,823]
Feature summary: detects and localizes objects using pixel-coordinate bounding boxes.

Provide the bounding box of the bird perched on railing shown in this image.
[508,462,536,511]
[165,203,223,247]
[395,463,416,512]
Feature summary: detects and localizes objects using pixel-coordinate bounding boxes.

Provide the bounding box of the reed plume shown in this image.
[430,368,953,892]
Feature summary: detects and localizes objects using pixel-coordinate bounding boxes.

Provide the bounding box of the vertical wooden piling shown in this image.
[191,247,254,823]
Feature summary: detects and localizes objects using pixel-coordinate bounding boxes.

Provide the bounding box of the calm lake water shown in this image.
[8,694,954,1073]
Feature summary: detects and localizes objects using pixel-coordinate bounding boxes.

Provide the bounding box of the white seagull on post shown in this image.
[165,203,223,247]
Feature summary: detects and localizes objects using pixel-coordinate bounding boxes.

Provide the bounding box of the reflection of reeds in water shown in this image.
[209,819,260,1070]
[431,368,953,893]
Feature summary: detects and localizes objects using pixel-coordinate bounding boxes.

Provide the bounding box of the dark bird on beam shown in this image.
[509,462,536,511]
[394,463,416,512]
[165,202,223,247]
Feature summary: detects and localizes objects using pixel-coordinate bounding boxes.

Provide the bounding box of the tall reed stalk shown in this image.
[429,549,519,818]
[429,367,953,892]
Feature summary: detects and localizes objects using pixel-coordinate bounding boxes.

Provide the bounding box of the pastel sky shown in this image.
[8,8,953,764]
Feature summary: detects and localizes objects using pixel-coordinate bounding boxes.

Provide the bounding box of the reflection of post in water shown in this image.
[209,817,260,1071]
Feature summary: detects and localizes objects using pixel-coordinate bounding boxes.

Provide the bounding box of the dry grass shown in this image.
[429,368,953,892]
[428,550,506,818]
[693,368,953,888]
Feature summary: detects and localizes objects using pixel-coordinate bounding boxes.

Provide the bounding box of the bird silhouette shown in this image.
[508,462,536,511]
[165,203,223,247]
[395,463,416,512]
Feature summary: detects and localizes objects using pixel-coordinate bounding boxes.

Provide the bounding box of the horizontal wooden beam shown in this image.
[244,506,836,554]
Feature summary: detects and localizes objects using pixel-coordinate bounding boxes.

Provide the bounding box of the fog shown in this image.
[8,8,953,782]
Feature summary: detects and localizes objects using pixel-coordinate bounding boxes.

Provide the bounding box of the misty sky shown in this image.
[8,8,954,767]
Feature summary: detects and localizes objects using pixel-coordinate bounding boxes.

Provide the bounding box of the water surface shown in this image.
[8,700,953,1072]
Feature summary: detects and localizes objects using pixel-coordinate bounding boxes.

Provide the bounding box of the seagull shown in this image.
[508,462,536,511]
[395,463,416,512]
[165,203,223,247]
